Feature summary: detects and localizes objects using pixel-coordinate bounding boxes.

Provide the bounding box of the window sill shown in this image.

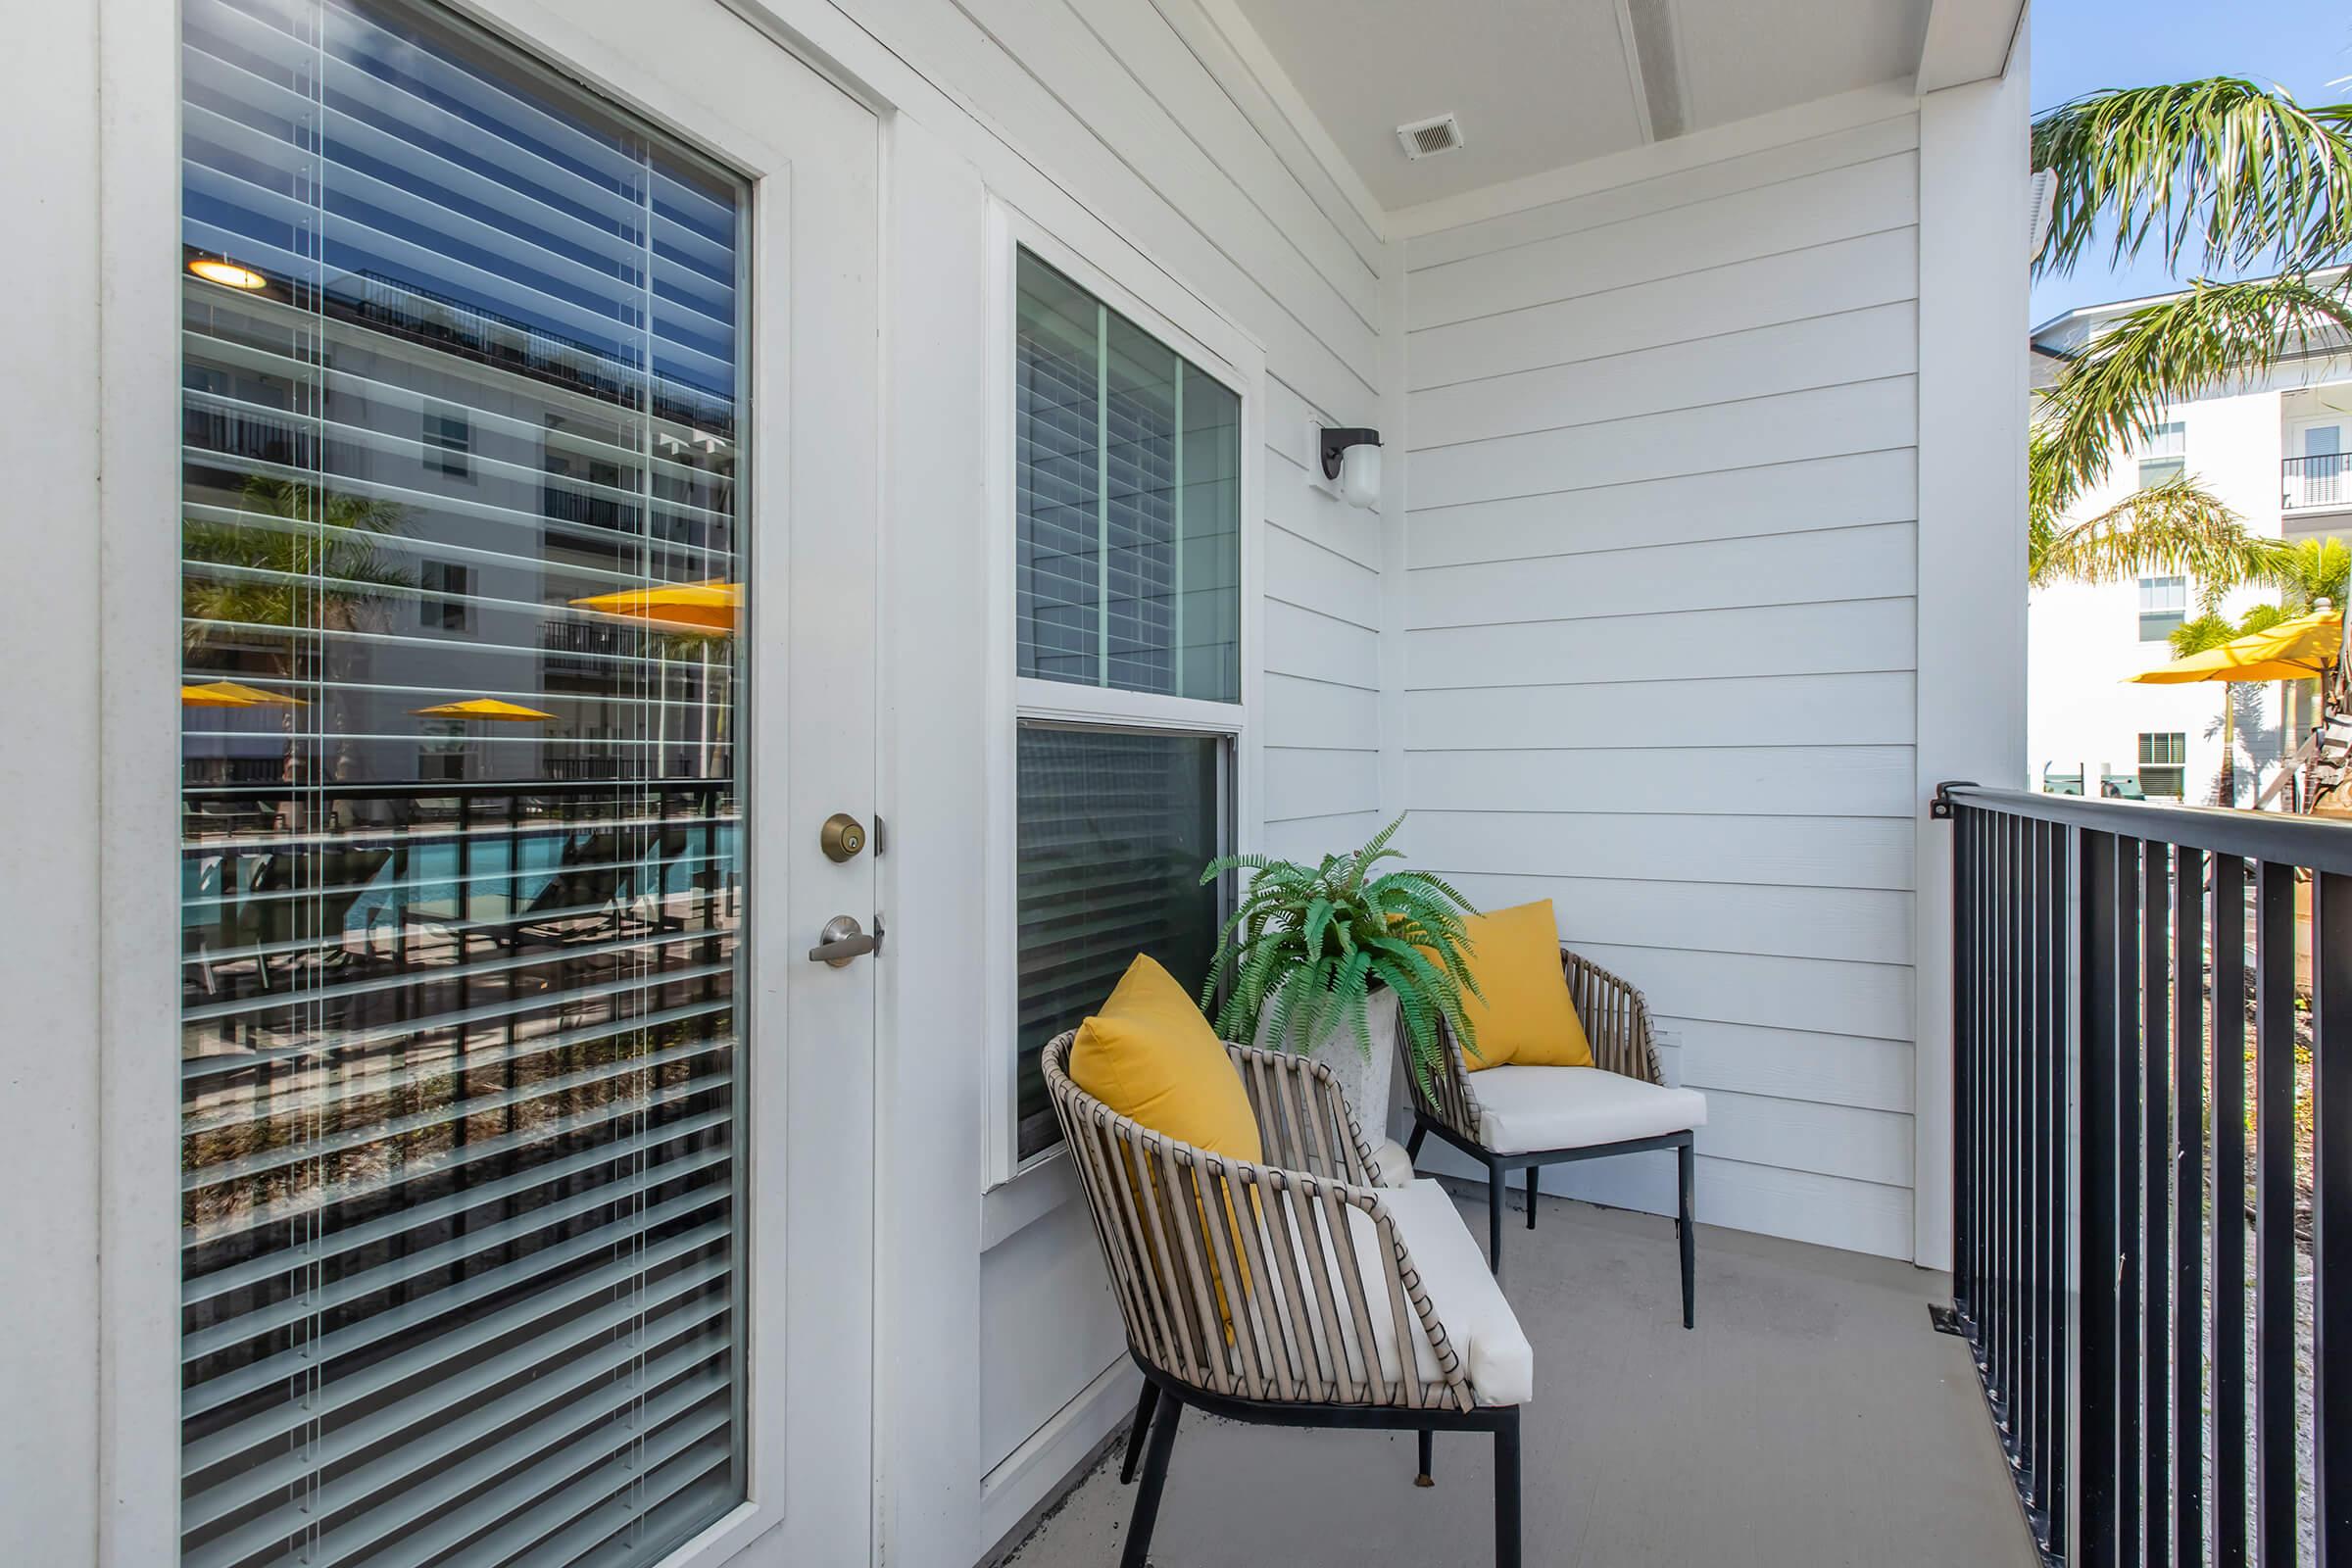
[981,1147,1080,1251]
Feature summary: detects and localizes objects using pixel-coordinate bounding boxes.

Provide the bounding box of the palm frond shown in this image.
[2027,468,2290,594]
[2034,78,2352,278]
[2037,274,2352,505]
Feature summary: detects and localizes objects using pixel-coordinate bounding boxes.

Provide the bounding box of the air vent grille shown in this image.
[1396,113,1465,160]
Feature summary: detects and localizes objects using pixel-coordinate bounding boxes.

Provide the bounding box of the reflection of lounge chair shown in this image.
[229,846,395,953]
[508,831,649,949]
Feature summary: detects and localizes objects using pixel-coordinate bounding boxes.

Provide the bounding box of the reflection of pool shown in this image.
[182,823,740,938]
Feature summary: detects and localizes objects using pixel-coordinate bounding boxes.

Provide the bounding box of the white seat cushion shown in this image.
[1276,1179,1532,1406]
[1469,1064,1707,1155]
[1369,1135,1415,1189]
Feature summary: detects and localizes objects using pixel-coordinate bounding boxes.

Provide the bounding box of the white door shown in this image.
[172,0,878,1563]
[2305,422,2345,509]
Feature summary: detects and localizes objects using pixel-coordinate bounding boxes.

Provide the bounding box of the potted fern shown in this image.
[1198,817,1482,1133]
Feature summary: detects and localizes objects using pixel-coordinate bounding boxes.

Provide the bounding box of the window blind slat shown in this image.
[183,1285,728,1527]
[185,1104,730,1301]
[181,1207,732,1421]
[186,1354,731,1568]
[183,1143,732,1360]
[183,1224,727,1440]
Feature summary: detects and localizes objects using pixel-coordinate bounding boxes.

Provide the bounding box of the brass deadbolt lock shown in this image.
[820,812,868,862]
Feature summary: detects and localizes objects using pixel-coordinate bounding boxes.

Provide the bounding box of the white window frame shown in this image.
[2137,573,2187,642]
[980,198,1267,1194]
[2136,419,2187,490]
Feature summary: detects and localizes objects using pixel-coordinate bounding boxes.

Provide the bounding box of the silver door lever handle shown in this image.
[808,914,881,966]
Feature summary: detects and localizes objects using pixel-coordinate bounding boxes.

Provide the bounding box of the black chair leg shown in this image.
[1486,1160,1505,1281]
[1415,1427,1434,1488]
[1120,1389,1182,1568]
[1494,1410,1522,1568]
[1678,1140,1696,1330]
[1119,1378,1160,1484]
[1524,1163,1539,1230]
[1405,1121,1428,1162]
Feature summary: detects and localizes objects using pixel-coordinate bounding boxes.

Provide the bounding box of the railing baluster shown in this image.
[2082,826,2121,1566]
[2023,814,2044,1514]
[1956,805,1978,1323]
[2253,859,2296,1568]
[2175,846,2205,1566]
[2212,855,2248,1568]
[2013,817,2032,1439]
[2046,817,2071,1557]
[2144,841,2172,1568]
[2119,837,2145,1568]
[2315,870,2350,1562]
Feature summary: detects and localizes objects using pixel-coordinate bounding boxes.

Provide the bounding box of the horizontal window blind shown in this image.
[178,2,748,1565]
[1013,725,1223,1160]
[1014,250,1242,704]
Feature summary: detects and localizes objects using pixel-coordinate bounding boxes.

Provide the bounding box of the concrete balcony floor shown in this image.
[1006,1185,2041,1568]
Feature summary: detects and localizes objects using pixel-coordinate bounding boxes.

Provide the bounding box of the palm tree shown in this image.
[2031,79,2352,590]
[182,476,412,655]
[2168,602,2290,802]
[183,476,412,782]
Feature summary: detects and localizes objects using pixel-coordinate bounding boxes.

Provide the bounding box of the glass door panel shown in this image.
[179,1,748,1561]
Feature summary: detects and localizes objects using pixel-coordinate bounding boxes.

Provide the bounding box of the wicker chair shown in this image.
[1044,1031,1532,1568]
[1403,946,1707,1321]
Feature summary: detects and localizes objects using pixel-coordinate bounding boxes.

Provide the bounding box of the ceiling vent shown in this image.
[1396,113,1466,161]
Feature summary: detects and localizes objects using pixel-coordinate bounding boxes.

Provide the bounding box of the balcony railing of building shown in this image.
[1940,783,2346,1566]
[2284,453,2349,512]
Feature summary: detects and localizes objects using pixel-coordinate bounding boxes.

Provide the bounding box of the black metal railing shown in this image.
[2284,452,2348,512]
[1944,783,2349,1566]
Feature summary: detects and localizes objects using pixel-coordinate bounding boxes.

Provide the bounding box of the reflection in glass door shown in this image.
[178,0,749,1562]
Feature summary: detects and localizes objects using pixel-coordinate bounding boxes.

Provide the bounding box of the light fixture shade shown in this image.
[188,257,268,290]
[1339,442,1381,511]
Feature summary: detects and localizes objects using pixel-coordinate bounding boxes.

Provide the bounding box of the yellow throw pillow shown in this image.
[1069,955,1264,1164]
[1069,956,1263,1335]
[1450,900,1592,1071]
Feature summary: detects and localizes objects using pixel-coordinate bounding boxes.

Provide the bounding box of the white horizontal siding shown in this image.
[1402,105,1923,1259]
[1406,448,1918,569]
[1405,810,1915,892]
[1410,596,1917,687]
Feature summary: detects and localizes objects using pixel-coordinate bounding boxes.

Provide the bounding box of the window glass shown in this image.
[1015,250,1241,703]
[2138,731,2188,798]
[1013,725,1225,1160]
[179,0,746,1560]
[2137,420,2187,490]
[2138,575,2187,642]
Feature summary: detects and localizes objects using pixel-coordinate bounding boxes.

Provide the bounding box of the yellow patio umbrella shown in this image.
[567,579,740,633]
[569,579,738,778]
[412,698,557,721]
[185,679,308,708]
[2129,608,2345,806]
[2127,609,2345,686]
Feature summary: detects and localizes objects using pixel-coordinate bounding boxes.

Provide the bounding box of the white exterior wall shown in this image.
[1388,66,2026,1264]
[2029,372,2352,806]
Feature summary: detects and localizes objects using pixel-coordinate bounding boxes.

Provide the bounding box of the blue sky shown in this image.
[2029,0,2352,326]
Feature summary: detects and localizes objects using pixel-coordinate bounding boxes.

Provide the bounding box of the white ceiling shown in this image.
[1231,0,1934,212]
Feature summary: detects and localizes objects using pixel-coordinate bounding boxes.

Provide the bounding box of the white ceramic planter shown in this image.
[1252,981,1402,1150]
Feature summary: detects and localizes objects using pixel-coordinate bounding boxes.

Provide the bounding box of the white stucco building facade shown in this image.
[2028,291,2352,805]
